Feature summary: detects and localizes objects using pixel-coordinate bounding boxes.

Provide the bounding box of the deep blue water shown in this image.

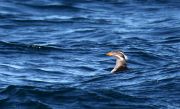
[0,0,180,109]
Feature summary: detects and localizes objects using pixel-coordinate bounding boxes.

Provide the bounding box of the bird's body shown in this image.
[106,51,127,73]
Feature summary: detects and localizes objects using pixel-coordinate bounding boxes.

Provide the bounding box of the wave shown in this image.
[0,85,156,109]
[0,85,78,108]
[10,15,112,25]
[0,40,104,53]
[0,0,179,109]
[0,41,61,52]
[15,1,92,12]
[162,37,180,44]
[0,11,19,19]
[0,64,24,69]
[11,16,88,23]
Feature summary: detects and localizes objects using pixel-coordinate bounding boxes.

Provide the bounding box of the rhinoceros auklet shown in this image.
[106,51,128,73]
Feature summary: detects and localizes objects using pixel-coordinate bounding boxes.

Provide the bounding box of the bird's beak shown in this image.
[106,52,113,56]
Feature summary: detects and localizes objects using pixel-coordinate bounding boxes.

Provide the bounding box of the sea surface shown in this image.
[0,0,180,109]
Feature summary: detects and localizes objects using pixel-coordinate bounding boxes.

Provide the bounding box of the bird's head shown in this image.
[106,51,128,61]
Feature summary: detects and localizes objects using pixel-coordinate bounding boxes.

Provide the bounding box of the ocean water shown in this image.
[0,0,180,109]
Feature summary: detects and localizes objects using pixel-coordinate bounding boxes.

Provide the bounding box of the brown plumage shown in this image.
[106,51,128,73]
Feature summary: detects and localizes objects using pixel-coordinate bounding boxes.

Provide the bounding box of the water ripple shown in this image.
[0,0,180,109]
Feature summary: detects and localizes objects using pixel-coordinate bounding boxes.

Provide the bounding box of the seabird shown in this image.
[106,51,128,73]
